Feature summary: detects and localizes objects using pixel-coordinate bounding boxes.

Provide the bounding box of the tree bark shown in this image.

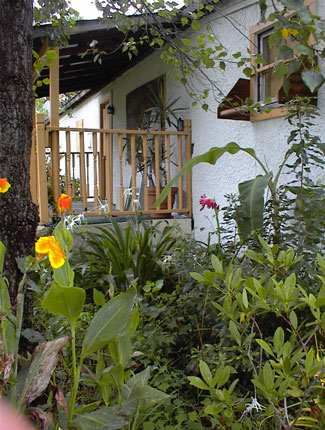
[0,0,39,293]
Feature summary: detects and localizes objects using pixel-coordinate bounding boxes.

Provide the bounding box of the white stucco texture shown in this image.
[60,0,325,242]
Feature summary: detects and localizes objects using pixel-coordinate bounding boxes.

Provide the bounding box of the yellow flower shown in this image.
[0,178,11,193]
[58,194,72,213]
[281,28,299,40]
[35,236,66,269]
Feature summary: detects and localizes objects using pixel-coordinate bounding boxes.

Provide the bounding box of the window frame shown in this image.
[249,0,316,122]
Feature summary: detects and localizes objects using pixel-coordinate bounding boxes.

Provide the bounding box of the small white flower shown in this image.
[64,213,85,231]
[240,396,265,421]
[97,198,109,215]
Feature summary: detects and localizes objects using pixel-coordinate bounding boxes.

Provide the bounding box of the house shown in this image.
[32,0,325,240]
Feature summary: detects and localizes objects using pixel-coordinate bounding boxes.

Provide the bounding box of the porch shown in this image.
[30,115,192,224]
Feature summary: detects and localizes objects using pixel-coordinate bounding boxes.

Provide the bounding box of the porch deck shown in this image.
[30,115,192,224]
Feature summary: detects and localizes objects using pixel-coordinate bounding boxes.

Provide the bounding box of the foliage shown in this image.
[94,0,325,110]
[188,238,325,429]
[0,222,168,430]
[157,98,325,248]
[71,217,177,292]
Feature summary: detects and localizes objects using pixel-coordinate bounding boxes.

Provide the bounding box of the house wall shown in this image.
[60,0,325,241]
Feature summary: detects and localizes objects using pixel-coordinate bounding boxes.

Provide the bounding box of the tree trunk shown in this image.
[0,0,39,293]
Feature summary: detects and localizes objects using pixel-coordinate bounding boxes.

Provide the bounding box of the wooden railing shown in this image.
[31,114,192,224]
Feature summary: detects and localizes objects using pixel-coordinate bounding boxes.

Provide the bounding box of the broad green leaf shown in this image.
[236,173,272,239]
[155,143,259,207]
[74,407,126,430]
[93,288,106,306]
[53,221,73,253]
[199,360,212,385]
[301,69,324,93]
[53,260,74,287]
[188,376,210,390]
[256,339,275,357]
[81,287,137,360]
[101,363,124,391]
[42,283,85,325]
[109,334,132,367]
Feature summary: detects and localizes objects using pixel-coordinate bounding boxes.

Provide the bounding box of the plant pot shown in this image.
[147,187,178,219]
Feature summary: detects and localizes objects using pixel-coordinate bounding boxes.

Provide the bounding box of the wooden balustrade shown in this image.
[32,118,192,223]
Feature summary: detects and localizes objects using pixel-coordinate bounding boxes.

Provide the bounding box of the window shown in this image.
[249,0,316,121]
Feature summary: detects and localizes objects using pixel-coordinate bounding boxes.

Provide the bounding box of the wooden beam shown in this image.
[50,45,59,127]
[35,114,49,224]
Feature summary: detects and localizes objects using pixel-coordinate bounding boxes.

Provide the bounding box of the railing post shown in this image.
[30,123,37,204]
[49,45,60,205]
[35,114,49,224]
[184,120,192,218]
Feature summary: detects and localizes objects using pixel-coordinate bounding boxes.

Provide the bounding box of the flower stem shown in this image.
[215,208,221,255]
[12,268,30,407]
[68,325,81,427]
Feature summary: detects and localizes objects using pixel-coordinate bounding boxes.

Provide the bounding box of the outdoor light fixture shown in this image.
[177,117,184,131]
[106,104,115,115]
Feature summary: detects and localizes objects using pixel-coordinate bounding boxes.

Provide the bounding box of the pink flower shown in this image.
[199,194,219,211]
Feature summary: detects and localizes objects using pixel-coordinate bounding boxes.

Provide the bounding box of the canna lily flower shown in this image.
[35,236,66,269]
[199,194,219,211]
[58,194,72,213]
[0,178,11,193]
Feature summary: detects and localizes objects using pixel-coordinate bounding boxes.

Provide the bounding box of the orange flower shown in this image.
[0,178,11,193]
[58,194,72,213]
[35,236,66,269]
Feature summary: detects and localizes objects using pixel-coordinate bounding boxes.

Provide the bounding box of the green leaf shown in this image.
[155,143,259,207]
[188,376,210,390]
[273,327,284,354]
[213,366,231,388]
[256,339,275,357]
[93,288,106,306]
[0,277,10,315]
[0,241,5,274]
[46,49,58,61]
[204,403,224,416]
[305,349,314,376]
[191,20,200,31]
[301,69,324,93]
[181,17,188,26]
[73,407,126,430]
[81,287,137,360]
[229,321,241,346]
[289,310,298,329]
[53,260,74,287]
[42,283,85,325]
[263,362,274,389]
[242,289,249,308]
[54,221,73,253]
[199,360,212,385]
[236,173,272,239]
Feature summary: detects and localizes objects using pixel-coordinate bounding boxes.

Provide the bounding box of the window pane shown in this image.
[258,70,282,100]
[262,35,278,64]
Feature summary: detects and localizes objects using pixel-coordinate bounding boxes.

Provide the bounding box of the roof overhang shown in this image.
[33,19,156,97]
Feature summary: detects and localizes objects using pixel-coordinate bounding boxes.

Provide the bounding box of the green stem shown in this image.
[12,268,30,407]
[68,324,81,427]
[215,208,221,255]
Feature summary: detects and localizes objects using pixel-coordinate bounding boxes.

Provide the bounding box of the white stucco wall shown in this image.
[60,0,325,241]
